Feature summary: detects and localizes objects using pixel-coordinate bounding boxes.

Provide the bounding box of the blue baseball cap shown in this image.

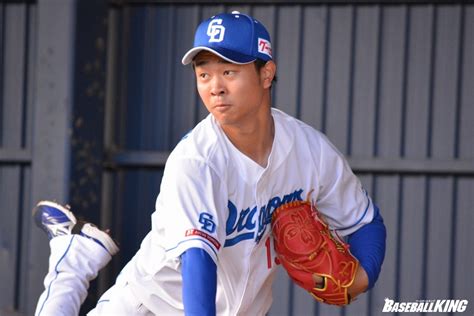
[181,11,273,65]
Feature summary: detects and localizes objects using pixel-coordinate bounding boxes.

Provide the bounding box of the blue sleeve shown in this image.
[347,205,386,290]
[181,248,217,316]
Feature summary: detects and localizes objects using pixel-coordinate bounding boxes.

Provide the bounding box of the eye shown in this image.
[223,70,236,76]
[199,73,209,79]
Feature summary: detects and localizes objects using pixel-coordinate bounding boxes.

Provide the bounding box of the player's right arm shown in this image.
[155,157,227,262]
[153,155,227,314]
[181,248,217,316]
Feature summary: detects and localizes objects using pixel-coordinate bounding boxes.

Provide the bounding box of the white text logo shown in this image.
[207,19,225,42]
[383,298,468,313]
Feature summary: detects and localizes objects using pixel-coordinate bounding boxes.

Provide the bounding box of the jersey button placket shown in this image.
[255,174,270,246]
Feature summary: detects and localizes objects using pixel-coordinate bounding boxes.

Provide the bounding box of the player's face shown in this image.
[193,52,274,127]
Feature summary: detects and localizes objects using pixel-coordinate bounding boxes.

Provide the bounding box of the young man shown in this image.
[34,11,386,315]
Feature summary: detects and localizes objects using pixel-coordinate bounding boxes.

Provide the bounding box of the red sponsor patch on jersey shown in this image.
[185,229,221,250]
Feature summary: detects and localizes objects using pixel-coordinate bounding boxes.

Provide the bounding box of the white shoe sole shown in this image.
[81,223,119,256]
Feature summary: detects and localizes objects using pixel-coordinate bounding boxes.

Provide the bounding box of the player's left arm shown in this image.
[314,133,387,300]
[346,205,386,299]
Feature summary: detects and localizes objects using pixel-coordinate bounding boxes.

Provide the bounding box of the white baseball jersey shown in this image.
[119,108,374,315]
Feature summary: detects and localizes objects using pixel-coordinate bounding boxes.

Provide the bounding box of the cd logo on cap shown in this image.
[207,19,225,43]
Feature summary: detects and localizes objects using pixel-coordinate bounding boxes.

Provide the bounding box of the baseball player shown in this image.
[34,11,386,315]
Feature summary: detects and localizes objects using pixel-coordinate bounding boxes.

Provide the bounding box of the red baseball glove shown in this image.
[271,199,359,306]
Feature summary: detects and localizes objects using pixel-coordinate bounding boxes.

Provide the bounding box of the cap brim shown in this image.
[181,46,256,65]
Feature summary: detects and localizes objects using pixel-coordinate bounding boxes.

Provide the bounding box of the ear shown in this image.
[261,61,276,89]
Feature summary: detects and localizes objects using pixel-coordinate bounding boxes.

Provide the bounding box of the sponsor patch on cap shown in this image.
[258,37,272,58]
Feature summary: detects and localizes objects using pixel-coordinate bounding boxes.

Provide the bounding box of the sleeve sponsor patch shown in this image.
[185,228,221,250]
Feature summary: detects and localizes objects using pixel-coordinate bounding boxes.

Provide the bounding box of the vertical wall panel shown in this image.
[115,7,130,152]
[291,284,314,316]
[122,7,146,150]
[454,178,474,300]
[17,166,31,313]
[454,10,474,307]
[404,6,432,159]
[0,3,27,312]
[299,6,326,130]
[376,6,406,158]
[324,6,353,153]
[424,5,461,304]
[16,6,35,313]
[141,8,167,150]
[397,6,432,305]
[459,6,474,159]
[1,5,26,148]
[431,6,460,159]
[273,5,301,117]
[426,177,454,300]
[147,6,174,150]
[0,5,3,143]
[350,6,378,158]
[0,166,21,308]
[398,176,426,302]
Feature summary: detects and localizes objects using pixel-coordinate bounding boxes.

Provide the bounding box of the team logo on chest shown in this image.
[224,189,304,247]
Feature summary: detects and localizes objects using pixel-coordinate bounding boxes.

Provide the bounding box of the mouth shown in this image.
[214,103,231,109]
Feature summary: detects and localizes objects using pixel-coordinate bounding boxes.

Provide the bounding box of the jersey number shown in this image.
[265,236,280,269]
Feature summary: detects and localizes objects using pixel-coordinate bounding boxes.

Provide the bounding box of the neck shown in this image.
[221,109,274,168]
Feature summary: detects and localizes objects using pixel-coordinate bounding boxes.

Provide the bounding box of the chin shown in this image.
[214,117,232,126]
[211,112,234,125]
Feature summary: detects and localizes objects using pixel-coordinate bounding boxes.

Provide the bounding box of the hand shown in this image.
[312,264,368,299]
[347,265,369,300]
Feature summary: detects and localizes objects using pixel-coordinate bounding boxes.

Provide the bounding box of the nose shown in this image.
[210,77,226,96]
